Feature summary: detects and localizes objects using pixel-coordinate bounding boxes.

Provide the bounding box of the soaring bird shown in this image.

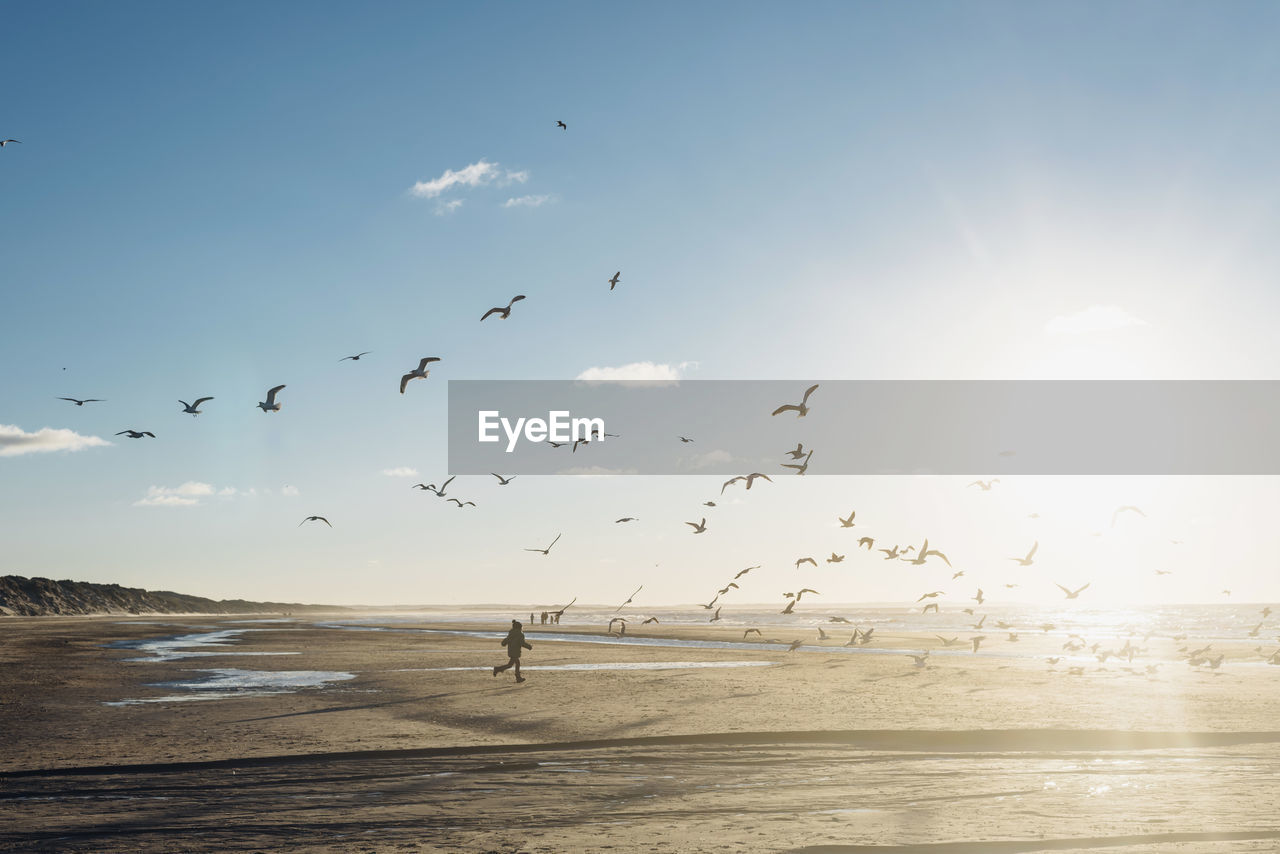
[710,606,722,623]
[421,476,455,497]
[879,544,905,560]
[1009,541,1038,566]
[703,500,716,507]
[722,472,772,493]
[744,628,762,638]
[58,397,104,406]
[858,537,875,550]
[817,627,829,640]
[299,516,331,527]
[935,636,962,647]
[916,591,944,602]
[1111,505,1146,527]
[678,436,694,443]
[702,595,719,610]
[607,617,627,635]
[686,518,708,534]
[838,511,856,528]
[921,602,939,615]
[339,352,371,361]
[615,517,638,523]
[642,616,659,624]
[968,479,1000,491]
[0,139,19,147]
[491,473,516,485]
[786,639,804,652]
[952,570,966,580]
[179,397,214,416]
[907,652,930,668]
[971,635,988,653]
[795,557,817,569]
[616,585,643,611]
[771,383,819,417]
[115,430,155,438]
[556,120,567,130]
[400,357,440,394]
[734,565,760,579]
[481,294,526,321]
[781,450,813,475]
[1056,582,1091,599]
[257,384,286,412]
[524,534,562,555]
[780,599,796,615]
[717,582,740,595]
[903,539,951,567]
[827,553,845,564]
[608,271,620,289]
[785,443,807,460]
[972,588,985,605]
[446,498,476,507]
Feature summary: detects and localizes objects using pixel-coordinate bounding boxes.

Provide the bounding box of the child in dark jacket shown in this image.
[493,620,532,682]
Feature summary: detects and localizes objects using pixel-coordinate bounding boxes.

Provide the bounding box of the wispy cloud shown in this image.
[410,160,500,199]
[684,449,734,470]
[434,199,464,216]
[281,485,300,496]
[503,170,529,185]
[575,361,696,385]
[135,482,216,507]
[502,194,554,209]
[381,467,419,478]
[556,465,639,476]
[1046,305,1149,334]
[0,424,111,457]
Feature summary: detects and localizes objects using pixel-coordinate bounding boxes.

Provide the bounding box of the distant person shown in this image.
[529,612,534,624]
[540,611,548,625]
[493,619,532,683]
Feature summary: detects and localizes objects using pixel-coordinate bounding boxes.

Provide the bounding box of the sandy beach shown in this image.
[3,612,1279,852]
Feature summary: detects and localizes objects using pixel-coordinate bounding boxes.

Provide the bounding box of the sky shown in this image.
[3,1,1280,608]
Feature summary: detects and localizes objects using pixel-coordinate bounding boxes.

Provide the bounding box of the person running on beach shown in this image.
[493,619,532,683]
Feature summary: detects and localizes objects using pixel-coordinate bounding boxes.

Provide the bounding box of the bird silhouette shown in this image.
[257,384,286,412]
[608,271,620,289]
[58,397,104,406]
[299,516,331,527]
[771,383,819,417]
[524,533,562,555]
[556,120,567,130]
[686,518,708,533]
[481,295,526,321]
[179,397,213,416]
[339,352,371,361]
[400,357,440,394]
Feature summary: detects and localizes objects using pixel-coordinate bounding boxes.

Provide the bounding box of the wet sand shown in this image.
[2,615,1279,852]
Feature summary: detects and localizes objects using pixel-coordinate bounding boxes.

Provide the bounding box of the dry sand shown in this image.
[2,615,1279,852]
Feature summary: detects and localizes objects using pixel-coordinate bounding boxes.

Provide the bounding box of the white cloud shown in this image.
[434,199,464,216]
[556,466,639,476]
[503,170,529,185]
[575,361,695,385]
[0,424,111,457]
[218,487,238,497]
[502,194,554,208]
[381,467,419,478]
[135,482,216,507]
[1046,305,1149,334]
[684,449,734,470]
[410,160,500,199]
[281,485,300,496]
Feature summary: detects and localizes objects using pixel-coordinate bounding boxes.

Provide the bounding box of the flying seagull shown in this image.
[556,120,567,130]
[1056,582,1091,599]
[608,271,621,290]
[400,357,440,394]
[679,436,694,443]
[115,430,155,439]
[0,139,19,147]
[179,397,214,416]
[616,585,643,612]
[615,517,638,523]
[858,537,875,550]
[781,450,813,475]
[491,473,516,485]
[795,557,817,569]
[299,516,331,527]
[58,397,104,406]
[481,294,526,321]
[257,384,286,412]
[446,498,476,507]
[722,472,772,494]
[785,443,807,460]
[340,352,371,361]
[838,511,856,528]
[827,553,844,563]
[524,533,562,555]
[734,565,760,579]
[771,383,819,417]
[686,518,708,533]
[420,475,455,497]
[1009,541,1038,566]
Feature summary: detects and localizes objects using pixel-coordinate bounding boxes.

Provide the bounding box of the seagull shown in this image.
[973,588,985,605]
[616,585,643,611]
[257,384,286,412]
[1009,541,1038,566]
[1056,582,1091,599]
[952,570,965,580]
[678,436,694,443]
[299,516,331,527]
[817,627,829,640]
[115,430,155,438]
[1263,607,1273,618]
[58,397,104,406]
[785,443,807,460]
[935,636,962,647]
[722,472,772,494]
[481,295,526,321]
[968,479,1000,491]
[178,397,214,416]
[921,602,939,614]
[971,635,987,653]
[903,539,951,567]
[771,383,819,417]
[556,120,567,130]
[608,271,620,290]
[733,565,760,579]
[780,599,796,614]
[615,517,638,523]
[524,534,562,555]
[0,139,19,147]
[607,617,627,635]
[446,498,476,507]
[339,352,371,361]
[702,595,720,610]
[916,591,944,602]
[1111,505,1146,527]
[879,545,905,560]
[972,615,987,630]
[827,553,845,564]
[744,628,762,638]
[907,652,930,668]
[491,473,516,485]
[399,357,440,394]
[786,639,804,652]
[710,606,722,623]
[838,511,856,528]
[781,450,813,475]
[795,557,817,569]
[642,616,659,624]
[686,518,708,533]
[717,582,740,595]
[421,476,455,497]
[703,501,716,507]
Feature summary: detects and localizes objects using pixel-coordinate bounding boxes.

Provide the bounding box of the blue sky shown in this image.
[3,2,1280,607]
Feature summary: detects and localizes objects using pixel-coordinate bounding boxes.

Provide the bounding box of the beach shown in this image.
[3,610,1279,852]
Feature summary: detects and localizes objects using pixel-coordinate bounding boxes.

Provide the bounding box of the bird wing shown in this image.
[481,307,501,321]
[266,385,285,404]
[1055,583,1071,595]
[319,517,331,526]
[1075,583,1090,595]
[417,357,440,370]
[193,397,213,407]
[441,476,455,489]
[549,533,562,549]
[510,295,526,304]
[1027,541,1039,560]
[801,383,819,404]
[400,373,412,394]
[772,404,800,416]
